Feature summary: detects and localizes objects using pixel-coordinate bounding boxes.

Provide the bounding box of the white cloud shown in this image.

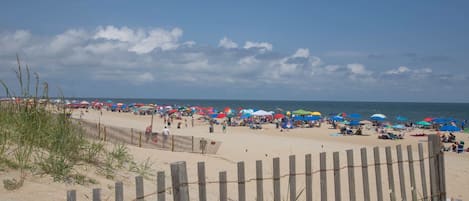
[244,41,273,52]
[347,63,371,75]
[94,26,142,42]
[292,48,310,58]
[385,66,411,75]
[238,56,258,66]
[218,37,238,49]
[138,72,154,82]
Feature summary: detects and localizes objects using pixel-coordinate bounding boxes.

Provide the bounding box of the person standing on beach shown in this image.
[162,126,170,148]
[222,121,227,133]
[191,116,195,127]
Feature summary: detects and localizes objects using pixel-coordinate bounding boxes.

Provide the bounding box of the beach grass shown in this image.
[0,57,142,189]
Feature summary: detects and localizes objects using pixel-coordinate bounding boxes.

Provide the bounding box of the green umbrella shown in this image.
[292,109,311,115]
[416,121,431,126]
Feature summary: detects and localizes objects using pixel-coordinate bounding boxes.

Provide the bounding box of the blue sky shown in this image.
[1,1,468,102]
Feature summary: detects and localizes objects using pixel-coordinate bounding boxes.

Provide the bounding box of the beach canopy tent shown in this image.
[439,125,460,132]
[348,113,361,119]
[292,109,311,115]
[416,121,432,126]
[252,110,273,116]
[370,114,386,121]
[293,115,321,121]
[310,111,322,116]
[433,118,458,124]
[396,116,408,121]
[240,113,252,119]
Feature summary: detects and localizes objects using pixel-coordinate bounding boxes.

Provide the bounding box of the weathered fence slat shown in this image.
[428,135,439,201]
[305,154,312,201]
[130,128,134,144]
[418,143,428,201]
[396,145,407,200]
[289,155,296,201]
[171,161,190,201]
[219,171,227,201]
[135,176,144,201]
[67,190,76,201]
[407,145,418,201]
[373,147,384,201]
[346,149,356,201]
[385,146,396,201]
[238,161,246,201]
[256,160,264,201]
[439,147,447,201]
[273,157,281,201]
[93,188,101,201]
[115,181,124,201]
[320,152,327,201]
[157,171,166,201]
[361,147,370,201]
[333,152,341,201]
[198,162,207,201]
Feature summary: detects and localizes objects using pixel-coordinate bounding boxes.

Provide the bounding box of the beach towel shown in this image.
[330,133,343,137]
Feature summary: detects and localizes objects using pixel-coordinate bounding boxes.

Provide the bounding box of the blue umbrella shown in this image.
[349,120,360,126]
[396,116,408,121]
[331,116,344,121]
[305,116,321,121]
[440,125,460,132]
[348,113,361,120]
[370,116,386,121]
[240,113,252,119]
[392,124,405,129]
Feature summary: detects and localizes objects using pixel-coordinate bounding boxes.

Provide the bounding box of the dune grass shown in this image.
[0,57,154,190]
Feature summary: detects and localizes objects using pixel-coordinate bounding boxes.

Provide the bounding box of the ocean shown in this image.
[89,98,469,123]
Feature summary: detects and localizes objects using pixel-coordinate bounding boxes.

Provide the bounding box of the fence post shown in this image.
[238,161,246,201]
[93,188,101,201]
[157,171,166,201]
[139,132,142,147]
[438,147,446,201]
[115,181,124,201]
[289,155,296,201]
[418,143,428,201]
[131,128,134,145]
[103,126,107,141]
[135,176,144,201]
[396,145,407,201]
[219,171,227,201]
[346,150,355,201]
[172,135,175,152]
[197,162,207,201]
[373,147,384,201]
[191,136,194,152]
[333,152,341,201]
[406,145,418,201]
[360,148,370,201]
[171,161,190,201]
[385,146,396,201]
[305,154,312,201]
[273,157,281,201]
[256,160,264,201]
[428,134,442,201]
[320,152,327,201]
[67,190,76,201]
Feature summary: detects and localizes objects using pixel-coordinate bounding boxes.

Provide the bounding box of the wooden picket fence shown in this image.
[76,120,221,154]
[66,135,446,201]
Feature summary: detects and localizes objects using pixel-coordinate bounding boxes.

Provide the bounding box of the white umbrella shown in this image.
[252,110,273,116]
[370,114,386,119]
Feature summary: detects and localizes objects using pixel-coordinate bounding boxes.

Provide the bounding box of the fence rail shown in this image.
[75,120,221,154]
[66,135,446,201]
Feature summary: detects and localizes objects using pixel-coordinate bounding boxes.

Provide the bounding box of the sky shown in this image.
[0,1,468,102]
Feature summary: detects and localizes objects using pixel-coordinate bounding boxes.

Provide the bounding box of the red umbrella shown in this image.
[424,117,433,122]
[274,113,285,119]
[168,109,178,114]
[216,113,227,118]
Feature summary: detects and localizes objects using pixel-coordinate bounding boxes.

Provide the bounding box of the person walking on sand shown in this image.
[222,121,227,133]
[162,126,170,148]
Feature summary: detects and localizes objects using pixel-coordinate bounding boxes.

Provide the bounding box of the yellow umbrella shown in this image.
[311,111,322,116]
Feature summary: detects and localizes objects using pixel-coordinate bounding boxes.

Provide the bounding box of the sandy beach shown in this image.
[1,109,468,201]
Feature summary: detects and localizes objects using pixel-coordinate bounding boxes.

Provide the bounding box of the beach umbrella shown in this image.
[424,117,433,122]
[416,121,431,126]
[331,116,344,121]
[305,116,321,121]
[293,109,311,115]
[274,113,285,119]
[370,114,386,121]
[396,116,408,121]
[240,113,252,119]
[106,100,113,103]
[359,120,373,125]
[224,107,232,114]
[349,120,360,126]
[252,110,273,116]
[439,125,460,132]
[116,103,124,107]
[348,113,361,119]
[80,101,90,105]
[216,113,227,118]
[311,111,322,116]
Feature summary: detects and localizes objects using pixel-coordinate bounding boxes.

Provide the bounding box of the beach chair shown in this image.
[457,141,465,153]
[387,133,402,140]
